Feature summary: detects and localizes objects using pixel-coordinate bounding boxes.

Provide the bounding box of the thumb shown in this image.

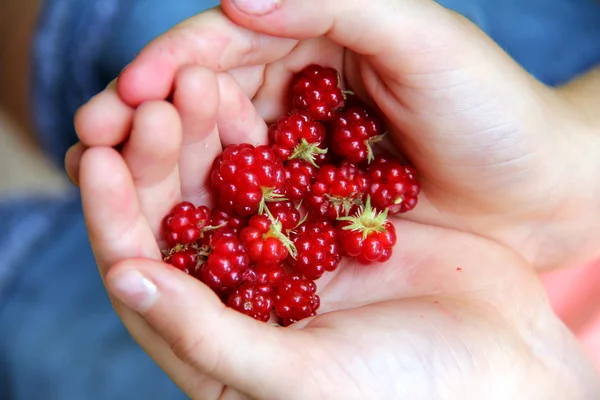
[222,0,486,73]
[106,258,309,399]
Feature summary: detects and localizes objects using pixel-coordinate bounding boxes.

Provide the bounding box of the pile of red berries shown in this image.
[161,65,421,326]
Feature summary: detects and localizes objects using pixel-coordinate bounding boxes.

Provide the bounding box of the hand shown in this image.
[77,63,598,399]
[72,1,600,272]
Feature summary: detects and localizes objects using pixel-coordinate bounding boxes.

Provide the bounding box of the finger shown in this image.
[172,65,221,203]
[222,0,479,74]
[217,72,269,146]
[107,257,311,400]
[64,142,87,186]
[80,146,227,397]
[79,147,161,274]
[121,101,182,238]
[75,82,135,147]
[117,7,297,106]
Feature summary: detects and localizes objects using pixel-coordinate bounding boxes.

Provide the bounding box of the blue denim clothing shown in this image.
[1,0,599,398]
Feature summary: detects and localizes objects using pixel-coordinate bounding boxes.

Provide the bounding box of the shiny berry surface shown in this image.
[367,156,421,214]
[227,283,273,322]
[306,161,368,220]
[331,107,383,164]
[274,274,320,326]
[291,64,345,121]
[289,219,340,280]
[162,202,210,248]
[211,144,286,216]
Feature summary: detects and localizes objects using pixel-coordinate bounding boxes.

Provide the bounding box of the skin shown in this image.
[71,0,600,398]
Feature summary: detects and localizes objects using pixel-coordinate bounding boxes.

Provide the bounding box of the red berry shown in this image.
[331,107,384,164]
[291,64,345,121]
[289,219,340,280]
[266,200,301,231]
[210,207,248,232]
[269,110,328,166]
[239,215,296,266]
[164,246,199,274]
[211,144,286,216]
[227,283,273,322]
[337,197,397,263]
[200,235,250,290]
[367,156,421,214]
[243,264,286,293]
[274,274,320,326]
[305,161,369,220]
[284,159,318,202]
[162,202,210,248]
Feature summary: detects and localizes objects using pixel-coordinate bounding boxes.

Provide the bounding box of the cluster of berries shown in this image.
[161,65,421,326]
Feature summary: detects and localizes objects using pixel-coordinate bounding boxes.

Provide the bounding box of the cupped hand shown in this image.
[76,63,598,399]
[72,1,599,272]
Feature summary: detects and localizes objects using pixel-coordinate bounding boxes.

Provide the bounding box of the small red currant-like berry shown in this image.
[200,236,250,290]
[164,247,199,274]
[239,215,296,267]
[243,264,286,294]
[227,283,274,322]
[305,161,369,220]
[211,144,287,216]
[210,207,248,232]
[162,201,210,248]
[289,219,340,280]
[337,197,397,263]
[284,159,318,202]
[366,155,421,214]
[274,274,320,326]
[266,200,301,231]
[331,107,384,164]
[269,110,328,166]
[291,64,345,121]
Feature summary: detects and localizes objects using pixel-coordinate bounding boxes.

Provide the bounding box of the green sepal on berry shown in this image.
[337,196,390,240]
[289,138,328,168]
[258,187,288,216]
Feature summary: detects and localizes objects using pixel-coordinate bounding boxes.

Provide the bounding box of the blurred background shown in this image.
[0,0,599,399]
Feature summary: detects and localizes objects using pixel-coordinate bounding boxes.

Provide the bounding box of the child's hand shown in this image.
[73,2,600,272]
[76,64,597,399]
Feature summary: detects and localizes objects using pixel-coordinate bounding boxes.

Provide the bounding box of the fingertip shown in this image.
[79,146,131,195]
[64,142,87,187]
[118,53,175,107]
[174,65,220,119]
[74,89,135,147]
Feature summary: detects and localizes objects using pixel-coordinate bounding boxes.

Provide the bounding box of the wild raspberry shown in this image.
[289,219,340,280]
[163,246,198,274]
[162,201,210,247]
[227,283,273,322]
[211,144,286,216]
[367,156,421,214]
[331,107,384,164]
[291,64,345,121]
[199,235,250,290]
[243,264,286,294]
[274,274,320,326]
[269,110,328,167]
[284,159,318,202]
[210,207,248,232]
[337,197,397,263]
[239,215,296,266]
[306,161,369,220]
[266,200,301,231]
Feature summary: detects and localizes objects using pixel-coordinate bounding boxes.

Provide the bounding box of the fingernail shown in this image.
[232,0,280,15]
[110,271,159,312]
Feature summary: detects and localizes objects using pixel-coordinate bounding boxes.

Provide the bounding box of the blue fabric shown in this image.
[3,0,600,398]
